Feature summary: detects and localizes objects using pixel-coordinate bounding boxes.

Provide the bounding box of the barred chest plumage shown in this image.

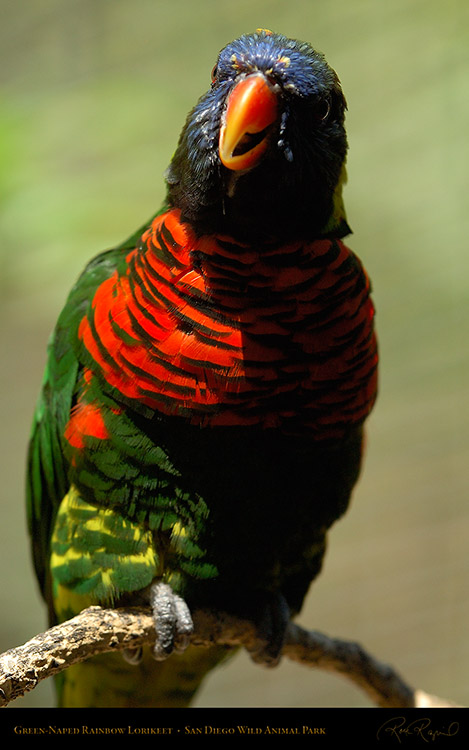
[77,208,377,439]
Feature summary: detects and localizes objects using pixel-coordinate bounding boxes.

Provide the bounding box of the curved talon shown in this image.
[150,581,194,661]
[122,646,143,665]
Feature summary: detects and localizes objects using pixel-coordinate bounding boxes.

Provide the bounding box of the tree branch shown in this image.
[0,606,459,708]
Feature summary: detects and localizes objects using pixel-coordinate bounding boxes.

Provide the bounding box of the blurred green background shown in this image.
[1,0,468,709]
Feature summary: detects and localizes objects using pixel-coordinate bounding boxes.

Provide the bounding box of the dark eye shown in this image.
[211,64,218,84]
[314,97,331,122]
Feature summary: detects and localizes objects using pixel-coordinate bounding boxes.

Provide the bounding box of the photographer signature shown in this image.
[377,716,459,743]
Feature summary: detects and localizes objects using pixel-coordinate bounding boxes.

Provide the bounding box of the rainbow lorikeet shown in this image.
[26,29,378,707]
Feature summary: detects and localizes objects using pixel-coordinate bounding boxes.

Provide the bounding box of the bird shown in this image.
[26,28,378,707]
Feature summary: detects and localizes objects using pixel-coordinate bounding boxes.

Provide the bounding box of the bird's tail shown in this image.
[55,643,233,707]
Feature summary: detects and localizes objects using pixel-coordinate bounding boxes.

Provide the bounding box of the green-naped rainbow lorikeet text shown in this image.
[26,29,378,707]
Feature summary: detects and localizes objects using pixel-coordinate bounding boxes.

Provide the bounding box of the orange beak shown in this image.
[219,73,279,172]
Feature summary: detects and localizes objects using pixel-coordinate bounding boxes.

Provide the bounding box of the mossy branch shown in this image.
[0,606,459,708]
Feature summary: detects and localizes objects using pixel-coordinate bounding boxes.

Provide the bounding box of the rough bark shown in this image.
[0,606,459,708]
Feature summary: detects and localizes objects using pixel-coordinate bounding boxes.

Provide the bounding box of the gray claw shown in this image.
[150,581,194,661]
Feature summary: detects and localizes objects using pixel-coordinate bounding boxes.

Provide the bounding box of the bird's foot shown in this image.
[149,580,194,661]
[122,581,193,665]
[246,591,290,668]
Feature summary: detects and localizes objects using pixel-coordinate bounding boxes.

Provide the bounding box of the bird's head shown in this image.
[166,29,350,244]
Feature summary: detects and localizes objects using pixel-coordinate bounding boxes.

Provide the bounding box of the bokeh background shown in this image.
[0,0,467,709]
